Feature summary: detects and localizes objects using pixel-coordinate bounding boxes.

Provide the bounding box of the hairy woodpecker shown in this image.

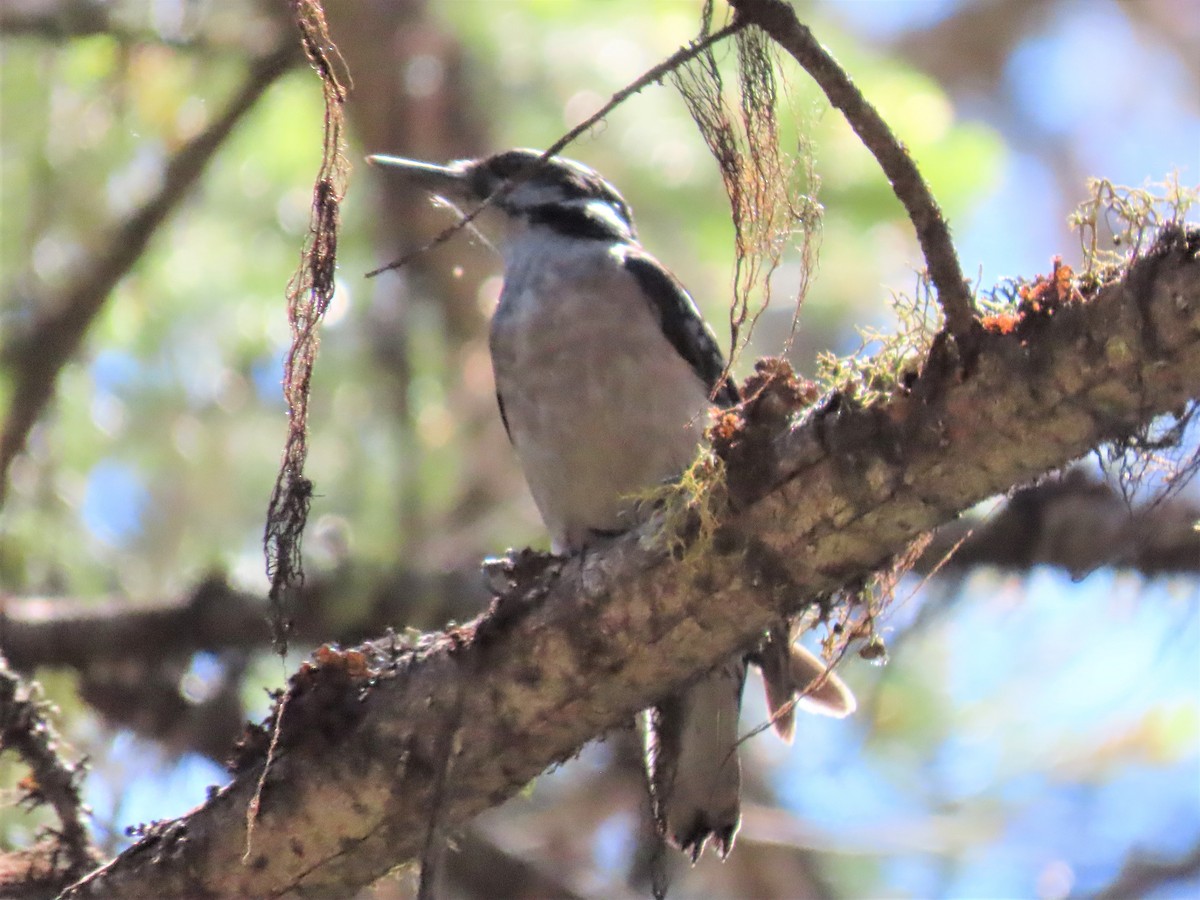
[368,148,855,861]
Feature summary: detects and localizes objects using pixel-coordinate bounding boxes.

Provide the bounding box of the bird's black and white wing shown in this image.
[620,249,739,409]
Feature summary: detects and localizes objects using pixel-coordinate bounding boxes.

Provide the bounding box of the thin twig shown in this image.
[0,41,300,507]
[243,694,288,861]
[729,0,976,344]
[366,16,748,279]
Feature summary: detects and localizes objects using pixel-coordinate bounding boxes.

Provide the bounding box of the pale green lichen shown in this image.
[1069,174,1198,283]
[814,270,940,405]
[1070,174,1200,502]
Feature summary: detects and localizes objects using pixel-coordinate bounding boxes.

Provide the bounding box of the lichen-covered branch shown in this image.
[59,232,1200,898]
[0,655,99,892]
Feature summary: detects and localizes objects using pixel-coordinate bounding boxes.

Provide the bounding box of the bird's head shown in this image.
[367,148,638,249]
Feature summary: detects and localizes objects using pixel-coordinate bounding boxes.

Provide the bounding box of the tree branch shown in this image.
[0,0,272,55]
[1,569,487,674]
[1092,838,1200,900]
[6,464,1191,766]
[2,569,488,762]
[5,474,1194,692]
[917,467,1200,577]
[729,0,977,344]
[60,232,1200,897]
[0,41,300,507]
[6,466,1195,688]
[0,655,99,885]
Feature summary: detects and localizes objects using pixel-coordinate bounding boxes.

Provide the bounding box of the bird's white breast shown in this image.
[490,234,712,552]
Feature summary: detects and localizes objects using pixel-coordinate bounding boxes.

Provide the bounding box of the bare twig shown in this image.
[365,16,748,279]
[0,41,299,507]
[729,0,976,344]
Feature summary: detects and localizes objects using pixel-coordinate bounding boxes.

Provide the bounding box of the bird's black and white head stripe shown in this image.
[369,147,636,241]
[463,149,638,242]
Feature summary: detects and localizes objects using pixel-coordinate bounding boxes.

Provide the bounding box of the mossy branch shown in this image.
[63,229,1200,899]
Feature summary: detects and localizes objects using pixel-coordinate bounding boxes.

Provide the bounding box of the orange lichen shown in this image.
[1018,255,1083,316]
[305,644,373,679]
[980,312,1020,335]
[708,409,743,444]
[983,256,1088,337]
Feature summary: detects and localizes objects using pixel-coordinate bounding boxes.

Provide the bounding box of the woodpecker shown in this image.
[368,148,855,861]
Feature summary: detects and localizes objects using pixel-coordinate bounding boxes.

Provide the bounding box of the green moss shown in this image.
[632,447,730,570]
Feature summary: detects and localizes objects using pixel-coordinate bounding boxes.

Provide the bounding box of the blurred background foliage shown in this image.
[0,1,1197,897]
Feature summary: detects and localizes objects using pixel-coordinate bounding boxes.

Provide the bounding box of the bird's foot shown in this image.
[481,547,565,598]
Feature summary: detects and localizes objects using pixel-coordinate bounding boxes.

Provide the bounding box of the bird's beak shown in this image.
[366,154,472,200]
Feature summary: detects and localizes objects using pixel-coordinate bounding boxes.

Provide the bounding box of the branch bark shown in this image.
[61,232,1200,897]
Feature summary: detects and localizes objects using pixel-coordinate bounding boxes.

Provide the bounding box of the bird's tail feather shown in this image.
[757,623,856,744]
[643,661,746,861]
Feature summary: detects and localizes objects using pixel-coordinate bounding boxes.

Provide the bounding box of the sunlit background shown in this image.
[1,0,1197,897]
